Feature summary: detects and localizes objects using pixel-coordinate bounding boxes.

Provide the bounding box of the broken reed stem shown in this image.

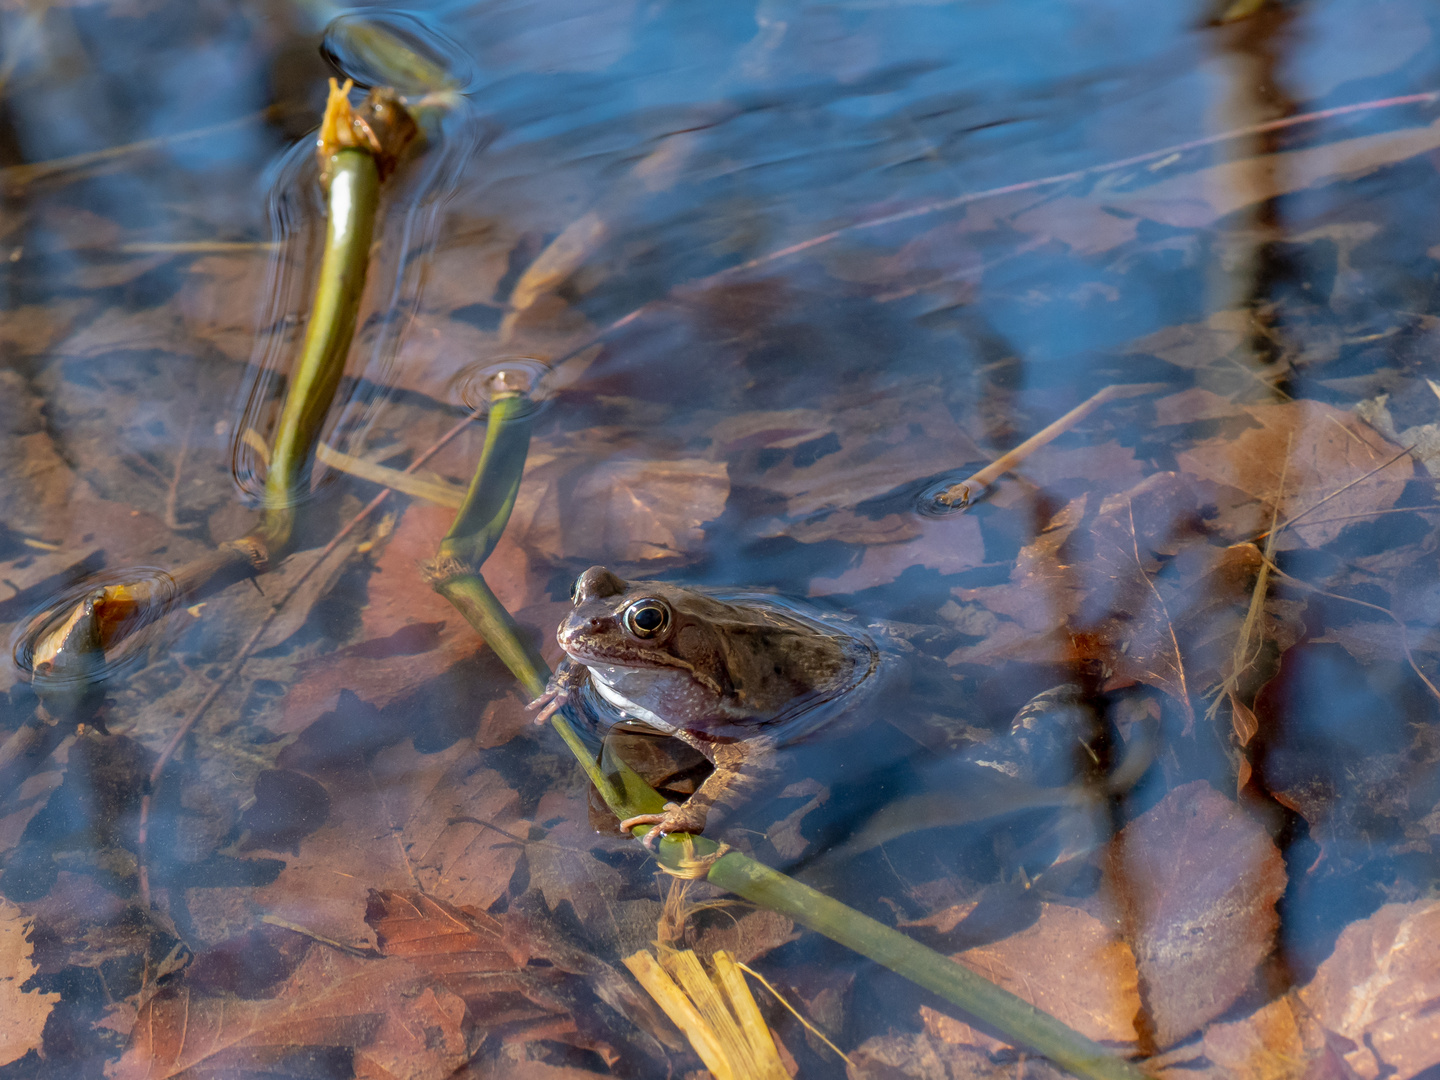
[253,145,380,556]
[438,388,534,569]
[172,83,419,593]
[431,389,1147,1080]
[424,388,554,703]
[934,382,1167,509]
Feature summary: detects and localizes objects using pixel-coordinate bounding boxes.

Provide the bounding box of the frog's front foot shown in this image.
[528,687,568,725]
[528,660,587,724]
[620,802,708,851]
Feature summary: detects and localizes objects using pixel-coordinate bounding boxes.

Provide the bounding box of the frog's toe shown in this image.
[529,690,567,724]
[623,803,709,851]
[619,804,679,834]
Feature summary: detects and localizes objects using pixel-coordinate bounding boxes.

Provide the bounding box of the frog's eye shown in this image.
[622,599,671,639]
[569,576,581,604]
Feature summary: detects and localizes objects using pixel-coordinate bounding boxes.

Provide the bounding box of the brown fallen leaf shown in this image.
[501,211,608,342]
[54,306,202,361]
[110,947,459,1080]
[1177,399,1414,549]
[366,889,528,980]
[173,252,270,363]
[1107,781,1287,1049]
[279,500,534,732]
[1082,491,1196,732]
[809,515,985,596]
[1018,440,1148,497]
[525,789,663,954]
[947,493,1090,666]
[0,898,60,1068]
[846,1029,1070,1079]
[111,888,581,1080]
[686,907,800,968]
[509,451,730,567]
[948,472,1306,734]
[720,392,984,524]
[0,301,91,361]
[253,740,528,948]
[1190,898,1440,1080]
[1294,897,1440,1080]
[920,901,1141,1053]
[1133,313,1253,373]
[251,537,363,652]
[368,889,640,1070]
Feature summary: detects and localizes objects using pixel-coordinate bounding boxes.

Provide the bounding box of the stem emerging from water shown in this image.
[255,147,379,555]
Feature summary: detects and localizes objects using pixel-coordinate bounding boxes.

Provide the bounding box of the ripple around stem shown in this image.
[914,469,991,518]
[322,11,480,97]
[228,95,492,507]
[452,357,555,418]
[11,568,183,688]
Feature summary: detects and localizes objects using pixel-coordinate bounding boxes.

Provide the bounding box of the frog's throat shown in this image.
[589,675,676,733]
[561,644,724,698]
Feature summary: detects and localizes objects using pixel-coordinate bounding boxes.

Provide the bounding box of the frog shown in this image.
[530,566,879,849]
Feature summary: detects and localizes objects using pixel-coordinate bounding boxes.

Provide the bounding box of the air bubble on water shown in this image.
[453,357,554,418]
[322,11,479,97]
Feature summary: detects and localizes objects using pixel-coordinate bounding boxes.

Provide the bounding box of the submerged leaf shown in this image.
[1198,898,1440,1080]
[0,899,59,1069]
[920,901,1141,1052]
[1108,781,1286,1048]
[1177,399,1414,548]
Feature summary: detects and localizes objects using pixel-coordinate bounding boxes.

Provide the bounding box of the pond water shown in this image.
[3,1,1440,1077]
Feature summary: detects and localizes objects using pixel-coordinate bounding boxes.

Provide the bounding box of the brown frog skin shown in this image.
[530,566,875,849]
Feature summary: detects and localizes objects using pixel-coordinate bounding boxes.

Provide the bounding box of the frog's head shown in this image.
[556,566,730,722]
[556,566,860,729]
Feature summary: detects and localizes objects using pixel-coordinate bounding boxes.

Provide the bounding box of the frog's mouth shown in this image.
[559,636,705,679]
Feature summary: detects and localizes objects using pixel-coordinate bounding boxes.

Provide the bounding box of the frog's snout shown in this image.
[557,614,613,647]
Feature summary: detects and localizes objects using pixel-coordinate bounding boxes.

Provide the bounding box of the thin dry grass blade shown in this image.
[316,441,465,507]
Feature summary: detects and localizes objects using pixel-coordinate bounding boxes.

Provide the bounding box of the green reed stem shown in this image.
[258,147,379,556]
[438,392,532,571]
[431,391,1147,1080]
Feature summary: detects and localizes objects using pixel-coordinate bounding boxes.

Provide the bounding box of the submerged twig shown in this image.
[316,441,465,507]
[135,406,481,905]
[932,382,1167,509]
